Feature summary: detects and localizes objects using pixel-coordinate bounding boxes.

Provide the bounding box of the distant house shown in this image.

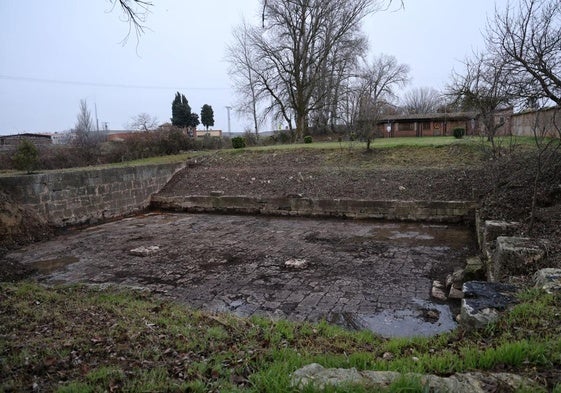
[0,133,52,151]
[376,112,479,138]
[376,108,513,138]
[194,129,222,138]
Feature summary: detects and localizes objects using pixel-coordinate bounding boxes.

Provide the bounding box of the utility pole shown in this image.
[225,106,232,137]
[94,103,100,132]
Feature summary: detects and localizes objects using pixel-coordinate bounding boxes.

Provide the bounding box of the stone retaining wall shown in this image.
[151,194,477,223]
[0,163,185,227]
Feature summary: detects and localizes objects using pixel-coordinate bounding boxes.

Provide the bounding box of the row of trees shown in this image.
[447,0,561,232]
[227,0,561,147]
[227,0,408,141]
[226,0,464,144]
[448,0,561,148]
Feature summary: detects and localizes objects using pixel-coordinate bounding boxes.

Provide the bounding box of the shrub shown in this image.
[232,136,246,149]
[243,130,259,147]
[303,135,313,144]
[12,139,40,173]
[453,127,466,139]
[277,131,291,144]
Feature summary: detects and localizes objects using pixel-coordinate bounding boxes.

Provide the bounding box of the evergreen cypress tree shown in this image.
[171,92,191,127]
[201,104,215,130]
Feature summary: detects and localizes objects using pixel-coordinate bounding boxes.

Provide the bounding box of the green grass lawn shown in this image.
[1,282,560,392]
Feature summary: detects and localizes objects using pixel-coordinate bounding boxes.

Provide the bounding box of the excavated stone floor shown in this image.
[7,212,477,337]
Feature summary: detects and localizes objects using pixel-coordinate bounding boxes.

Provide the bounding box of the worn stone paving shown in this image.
[8,213,477,337]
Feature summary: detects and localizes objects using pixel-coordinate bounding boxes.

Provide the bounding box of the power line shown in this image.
[0,74,229,91]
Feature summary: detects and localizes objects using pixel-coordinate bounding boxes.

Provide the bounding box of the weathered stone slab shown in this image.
[290,363,540,392]
[492,236,547,280]
[481,220,520,258]
[460,281,517,329]
[534,268,561,293]
[150,195,477,223]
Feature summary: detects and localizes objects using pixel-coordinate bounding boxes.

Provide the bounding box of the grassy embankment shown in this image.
[1,283,560,392]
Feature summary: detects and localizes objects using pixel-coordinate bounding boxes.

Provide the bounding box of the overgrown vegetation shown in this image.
[1,283,560,392]
[11,139,39,173]
[232,136,247,149]
[453,127,465,139]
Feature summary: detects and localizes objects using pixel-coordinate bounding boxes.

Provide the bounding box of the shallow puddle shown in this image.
[329,299,457,338]
[31,256,79,274]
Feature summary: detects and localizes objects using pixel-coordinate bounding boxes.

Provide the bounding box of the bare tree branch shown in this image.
[110,0,153,45]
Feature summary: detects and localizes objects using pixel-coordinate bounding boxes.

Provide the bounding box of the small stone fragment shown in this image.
[382,352,394,360]
[284,258,308,269]
[448,287,464,299]
[431,286,447,301]
[129,245,160,257]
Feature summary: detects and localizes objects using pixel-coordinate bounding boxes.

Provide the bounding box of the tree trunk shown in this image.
[295,114,307,142]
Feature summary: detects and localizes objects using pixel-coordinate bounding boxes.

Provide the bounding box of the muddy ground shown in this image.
[158,145,561,264]
[6,212,476,337]
[2,144,561,279]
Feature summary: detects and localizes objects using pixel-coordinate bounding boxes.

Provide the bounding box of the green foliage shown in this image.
[304,135,313,144]
[171,91,192,128]
[200,104,215,130]
[453,127,465,139]
[190,112,200,128]
[12,138,40,173]
[232,136,246,149]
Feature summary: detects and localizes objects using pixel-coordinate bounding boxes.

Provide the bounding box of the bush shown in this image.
[232,136,246,149]
[12,139,40,173]
[243,130,259,147]
[303,135,313,144]
[277,131,291,144]
[453,127,466,139]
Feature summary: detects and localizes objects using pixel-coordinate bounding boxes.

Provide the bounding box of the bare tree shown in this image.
[226,21,266,136]
[73,100,105,165]
[449,53,513,156]
[128,113,158,131]
[110,0,153,44]
[487,0,561,106]
[311,33,369,133]
[229,0,391,141]
[355,53,410,149]
[402,87,443,114]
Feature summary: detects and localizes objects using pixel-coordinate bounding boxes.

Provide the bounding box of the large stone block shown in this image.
[460,281,517,330]
[290,363,539,392]
[482,220,520,258]
[492,236,547,280]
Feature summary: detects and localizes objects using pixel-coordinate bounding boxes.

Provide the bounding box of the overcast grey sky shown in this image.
[0,0,508,136]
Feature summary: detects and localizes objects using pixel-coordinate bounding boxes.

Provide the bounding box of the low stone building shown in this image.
[0,133,52,151]
[376,112,479,138]
[376,108,514,138]
[511,106,560,138]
